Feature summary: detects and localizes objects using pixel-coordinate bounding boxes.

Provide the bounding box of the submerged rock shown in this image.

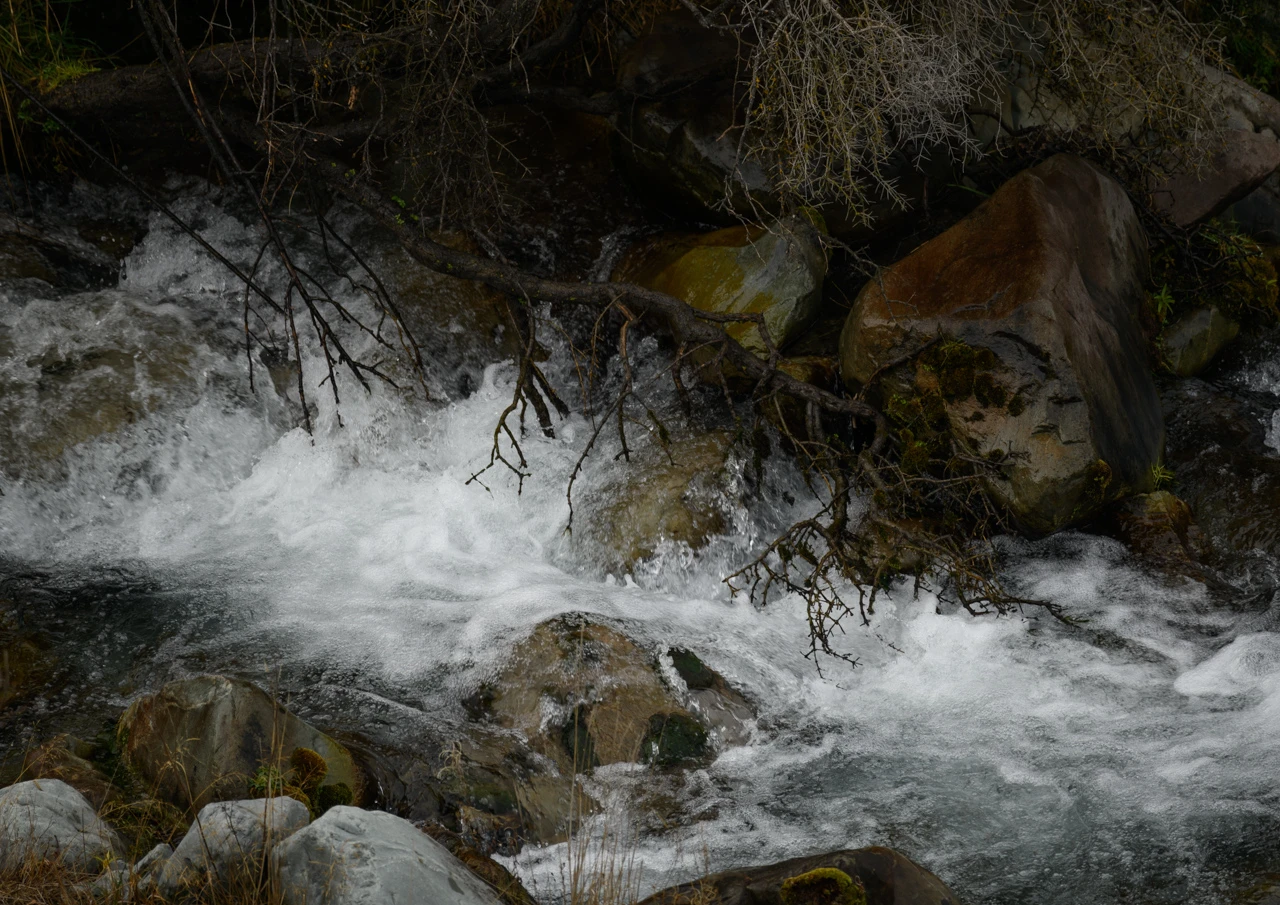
[840,154,1161,534]
[0,211,120,289]
[638,847,962,905]
[0,778,124,873]
[119,675,362,812]
[156,797,309,894]
[272,806,501,905]
[1160,306,1241,377]
[586,431,739,571]
[615,218,826,356]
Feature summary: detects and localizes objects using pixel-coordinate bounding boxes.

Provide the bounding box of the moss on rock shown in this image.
[779,868,867,905]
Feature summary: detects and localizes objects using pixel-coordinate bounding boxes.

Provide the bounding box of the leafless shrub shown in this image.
[736,0,1224,224]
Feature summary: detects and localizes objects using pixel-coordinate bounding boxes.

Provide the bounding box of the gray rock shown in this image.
[1160,306,1240,377]
[840,154,1161,534]
[133,842,172,877]
[156,797,309,893]
[0,778,124,873]
[272,806,502,905]
[1150,130,1280,228]
[1225,171,1280,242]
[119,674,361,811]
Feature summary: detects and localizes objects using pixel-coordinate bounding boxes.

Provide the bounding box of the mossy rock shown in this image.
[641,712,709,767]
[780,869,867,905]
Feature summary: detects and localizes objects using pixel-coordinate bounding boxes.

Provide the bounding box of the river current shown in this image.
[1,183,1278,905]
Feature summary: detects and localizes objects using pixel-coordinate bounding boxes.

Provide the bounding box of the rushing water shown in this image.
[2,183,1279,905]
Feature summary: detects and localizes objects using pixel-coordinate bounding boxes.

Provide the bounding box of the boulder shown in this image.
[272,806,502,905]
[615,218,826,356]
[1225,171,1280,242]
[473,617,753,781]
[586,431,739,571]
[0,778,124,873]
[839,154,1162,534]
[156,797,309,893]
[119,675,362,812]
[483,616,710,772]
[637,847,963,905]
[1150,130,1280,228]
[1162,379,1280,559]
[1160,306,1241,377]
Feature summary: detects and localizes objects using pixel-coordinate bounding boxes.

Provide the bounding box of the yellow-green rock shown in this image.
[615,217,826,356]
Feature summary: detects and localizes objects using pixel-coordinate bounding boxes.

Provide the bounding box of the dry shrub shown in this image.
[738,0,1223,224]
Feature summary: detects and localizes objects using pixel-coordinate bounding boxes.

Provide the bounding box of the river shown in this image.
[1,181,1278,905]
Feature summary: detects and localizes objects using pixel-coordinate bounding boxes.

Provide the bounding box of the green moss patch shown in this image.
[779,868,867,905]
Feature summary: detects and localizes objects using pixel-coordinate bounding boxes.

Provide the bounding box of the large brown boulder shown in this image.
[638,847,963,905]
[118,675,362,813]
[840,154,1162,534]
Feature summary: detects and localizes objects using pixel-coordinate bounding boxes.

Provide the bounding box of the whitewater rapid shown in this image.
[1,184,1278,905]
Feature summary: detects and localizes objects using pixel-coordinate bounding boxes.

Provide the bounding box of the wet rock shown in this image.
[380,235,522,398]
[431,726,585,852]
[20,735,120,811]
[484,616,707,771]
[587,431,739,570]
[615,217,826,356]
[1160,306,1241,377]
[840,154,1161,534]
[0,212,119,289]
[0,294,213,481]
[1151,131,1280,228]
[1103,491,1212,573]
[155,797,309,893]
[1162,378,1280,558]
[669,648,755,747]
[119,674,362,812]
[272,806,501,905]
[638,847,963,905]
[0,778,124,873]
[477,616,755,789]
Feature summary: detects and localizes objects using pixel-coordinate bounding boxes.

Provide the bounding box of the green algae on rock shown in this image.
[780,868,868,905]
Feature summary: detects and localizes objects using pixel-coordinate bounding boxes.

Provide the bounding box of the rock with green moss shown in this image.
[641,713,709,766]
[615,217,826,357]
[840,154,1162,535]
[780,868,867,905]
